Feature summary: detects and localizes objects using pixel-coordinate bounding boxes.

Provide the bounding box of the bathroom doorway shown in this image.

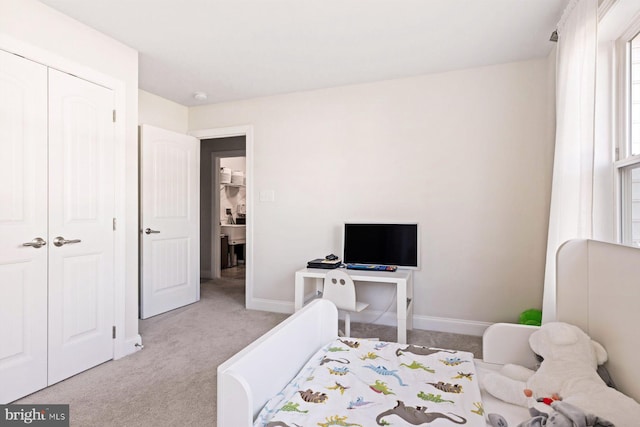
[199,136,246,282]
[219,155,247,280]
[193,125,253,310]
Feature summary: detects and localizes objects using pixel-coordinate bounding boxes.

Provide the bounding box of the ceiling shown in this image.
[39,0,569,106]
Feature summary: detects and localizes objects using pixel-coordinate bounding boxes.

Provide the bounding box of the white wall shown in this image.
[1,0,140,349]
[189,58,555,332]
[139,89,189,134]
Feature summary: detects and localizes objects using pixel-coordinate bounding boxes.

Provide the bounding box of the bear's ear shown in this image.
[528,328,544,355]
[547,323,580,345]
[591,340,608,365]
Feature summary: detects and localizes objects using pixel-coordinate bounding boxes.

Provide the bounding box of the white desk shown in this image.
[294,267,414,344]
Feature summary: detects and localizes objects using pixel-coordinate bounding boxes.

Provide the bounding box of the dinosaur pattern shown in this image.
[452,371,474,381]
[326,382,349,395]
[417,391,455,404]
[338,339,360,349]
[359,352,387,361]
[363,364,408,386]
[317,415,362,427]
[369,380,395,395]
[427,381,463,393]
[374,342,389,351]
[395,345,457,357]
[375,400,467,425]
[299,389,329,403]
[256,338,483,427]
[347,396,374,409]
[320,356,350,366]
[440,357,469,366]
[328,366,349,376]
[471,402,484,416]
[265,422,302,427]
[280,402,309,413]
[400,360,436,373]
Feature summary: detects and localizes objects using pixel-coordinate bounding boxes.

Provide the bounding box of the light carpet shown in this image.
[16,277,481,426]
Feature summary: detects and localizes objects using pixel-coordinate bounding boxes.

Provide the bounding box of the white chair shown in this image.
[322,269,369,338]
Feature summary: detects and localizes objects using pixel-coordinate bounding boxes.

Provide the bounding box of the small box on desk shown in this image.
[306,258,342,269]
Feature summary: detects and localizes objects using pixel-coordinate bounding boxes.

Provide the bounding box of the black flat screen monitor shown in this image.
[343,223,418,268]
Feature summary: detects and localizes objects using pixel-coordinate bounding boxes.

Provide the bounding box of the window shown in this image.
[631,35,640,156]
[620,165,640,246]
[617,29,640,247]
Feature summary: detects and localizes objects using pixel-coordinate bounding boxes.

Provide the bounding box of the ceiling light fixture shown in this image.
[193,91,208,101]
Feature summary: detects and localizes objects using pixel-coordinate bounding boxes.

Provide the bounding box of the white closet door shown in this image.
[140,124,200,319]
[0,50,48,403]
[47,69,115,384]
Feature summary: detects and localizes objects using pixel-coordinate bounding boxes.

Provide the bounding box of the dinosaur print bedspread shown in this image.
[254,338,486,427]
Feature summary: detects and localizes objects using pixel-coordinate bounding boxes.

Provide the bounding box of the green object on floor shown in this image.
[519,308,542,326]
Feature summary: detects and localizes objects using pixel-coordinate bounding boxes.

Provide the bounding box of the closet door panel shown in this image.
[0,51,47,403]
[0,50,48,404]
[47,68,115,385]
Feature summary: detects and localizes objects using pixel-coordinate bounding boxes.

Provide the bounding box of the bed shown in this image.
[217,239,640,426]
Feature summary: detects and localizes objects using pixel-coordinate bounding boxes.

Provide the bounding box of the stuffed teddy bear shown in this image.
[483,322,640,426]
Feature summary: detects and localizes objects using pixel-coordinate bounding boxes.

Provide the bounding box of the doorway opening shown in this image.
[218,155,247,281]
[192,125,253,309]
[200,136,246,285]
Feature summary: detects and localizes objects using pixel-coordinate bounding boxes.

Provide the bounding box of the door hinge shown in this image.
[112,110,116,123]
[112,326,116,339]
[113,218,117,231]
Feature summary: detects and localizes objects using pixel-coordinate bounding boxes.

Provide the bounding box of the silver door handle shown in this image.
[144,228,160,235]
[23,237,47,249]
[53,236,81,247]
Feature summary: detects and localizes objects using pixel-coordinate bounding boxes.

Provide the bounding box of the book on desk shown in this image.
[306,258,342,269]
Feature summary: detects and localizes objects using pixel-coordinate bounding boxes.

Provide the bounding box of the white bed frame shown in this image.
[217,298,338,426]
[217,239,640,426]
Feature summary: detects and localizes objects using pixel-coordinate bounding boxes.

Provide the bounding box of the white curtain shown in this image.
[541,0,598,324]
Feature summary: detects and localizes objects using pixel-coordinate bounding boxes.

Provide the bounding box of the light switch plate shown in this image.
[259,190,275,202]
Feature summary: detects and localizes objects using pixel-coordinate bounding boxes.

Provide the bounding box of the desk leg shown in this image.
[294,273,304,312]
[396,279,407,344]
[314,278,323,298]
[295,275,324,311]
[406,274,414,331]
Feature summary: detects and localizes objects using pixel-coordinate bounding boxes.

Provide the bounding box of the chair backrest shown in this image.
[322,269,357,312]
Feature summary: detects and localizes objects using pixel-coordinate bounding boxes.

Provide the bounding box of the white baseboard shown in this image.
[247,297,492,337]
[347,310,490,337]
[411,315,491,337]
[246,297,294,314]
[114,334,143,359]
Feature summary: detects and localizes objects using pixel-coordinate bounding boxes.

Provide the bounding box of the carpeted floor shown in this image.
[16,275,481,426]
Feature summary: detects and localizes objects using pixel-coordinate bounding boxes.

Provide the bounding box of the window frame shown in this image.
[615,17,640,246]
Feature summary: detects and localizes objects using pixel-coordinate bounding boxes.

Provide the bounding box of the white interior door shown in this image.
[47,68,115,384]
[140,124,200,319]
[0,50,48,403]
